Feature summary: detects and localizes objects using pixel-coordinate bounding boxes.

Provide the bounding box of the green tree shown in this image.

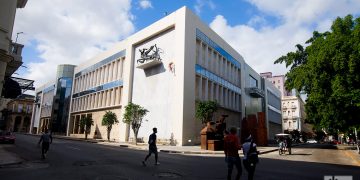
[275,15,360,133]
[102,111,119,142]
[195,100,219,125]
[122,102,149,145]
[80,116,94,140]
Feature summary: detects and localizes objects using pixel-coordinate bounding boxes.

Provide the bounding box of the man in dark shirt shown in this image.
[142,127,159,166]
[224,127,242,180]
[38,129,53,159]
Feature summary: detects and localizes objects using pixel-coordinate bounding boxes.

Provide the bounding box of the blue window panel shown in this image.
[195,64,241,94]
[72,80,123,98]
[75,50,126,78]
[196,29,241,69]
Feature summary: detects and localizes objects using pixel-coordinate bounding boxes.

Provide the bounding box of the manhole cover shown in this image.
[156,172,182,178]
[73,161,96,166]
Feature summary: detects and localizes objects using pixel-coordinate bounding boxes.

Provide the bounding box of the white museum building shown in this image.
[31,7,282,146]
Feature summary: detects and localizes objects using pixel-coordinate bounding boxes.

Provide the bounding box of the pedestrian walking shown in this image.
[38,129,53,159]
[224,127,242,180]
[142,127,159,166]
[286,136,292,154]
[242,135,259,180]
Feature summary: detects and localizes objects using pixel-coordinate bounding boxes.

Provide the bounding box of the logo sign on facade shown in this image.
[137,44,162,64]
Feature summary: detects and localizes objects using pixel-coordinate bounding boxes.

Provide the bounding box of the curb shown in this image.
[23,133,104,144]
[0,161,23,168]
[20,133,279,156]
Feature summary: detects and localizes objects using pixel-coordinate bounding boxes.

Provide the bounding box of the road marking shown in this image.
[344,150,360,167]
[66,146,80,150]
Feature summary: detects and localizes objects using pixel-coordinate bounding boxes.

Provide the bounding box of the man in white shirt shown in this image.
[242,135,258,180]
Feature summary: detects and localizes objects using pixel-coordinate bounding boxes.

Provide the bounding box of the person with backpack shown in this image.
[242,135,259,180]
[38,129,53,159]
[142,127,159,166]
[224,127,242,180]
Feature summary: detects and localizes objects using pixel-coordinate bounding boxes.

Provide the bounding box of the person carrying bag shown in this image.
[242,135,259,180]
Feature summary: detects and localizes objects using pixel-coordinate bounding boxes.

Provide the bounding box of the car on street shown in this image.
[306,139,318,144]
[0,131,15,144]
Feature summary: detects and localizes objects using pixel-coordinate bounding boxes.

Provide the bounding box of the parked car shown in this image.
[306,139,318,144]
[0,131,15,144]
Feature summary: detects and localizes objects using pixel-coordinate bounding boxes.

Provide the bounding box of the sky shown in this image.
[12,0,360,89]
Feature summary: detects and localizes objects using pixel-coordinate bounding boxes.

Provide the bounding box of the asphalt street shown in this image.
[0,134,359,180]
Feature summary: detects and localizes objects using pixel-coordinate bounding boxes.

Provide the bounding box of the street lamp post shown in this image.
[15,32,24,43]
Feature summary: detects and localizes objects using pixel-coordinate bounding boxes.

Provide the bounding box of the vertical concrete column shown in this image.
[90,94,93,109]
[225,88,228,108]
[210,81,214,101]
[97,92,101,108]
[111,88,115,106]
[103,65,107,84]
[113,60,118,81]
[106,64,110,83]
[109,62,114,82]
[82,76,85,92]
[115,88,120,105]
[79,76,82,92]
[99,67,102,85]
[73,78,77,93]
[88,72,92,88]
[86,74,89,90]
[84,74,87,91]
[119,58,124,79]
[198,76,202,100]
[116,60,121,80]
[198,42,201,66]
[95,69,99,86]
[101,91,105,107]
[73,99,76,111]
[104,90,108,107]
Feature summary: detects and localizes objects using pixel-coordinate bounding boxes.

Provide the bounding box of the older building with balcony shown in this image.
[3,94,34,132]
[0,0,27,98]
[281,96,307,132]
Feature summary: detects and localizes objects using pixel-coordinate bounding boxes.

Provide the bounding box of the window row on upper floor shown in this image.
[196,39,241,87]
[71,87,122,113]
[195,75,241,112]
[73,57,125,94]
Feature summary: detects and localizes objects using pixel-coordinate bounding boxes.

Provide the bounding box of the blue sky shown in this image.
[12,0,360,88]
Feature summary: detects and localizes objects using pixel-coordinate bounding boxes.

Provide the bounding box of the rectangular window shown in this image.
[26,105,32,113]
[18,104,23,113]
[249,75,258,87]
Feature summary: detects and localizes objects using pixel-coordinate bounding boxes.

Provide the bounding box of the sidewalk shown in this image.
[0,145,23,167]
[27,133,279,155]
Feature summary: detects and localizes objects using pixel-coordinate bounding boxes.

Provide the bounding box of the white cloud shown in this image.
[194,0,216,15]
[139,0,153,9]
[210,0,360,76]
[13,0,134,88]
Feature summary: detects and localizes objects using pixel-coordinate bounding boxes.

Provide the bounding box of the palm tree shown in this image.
[80,116,94,140]
[102,111,119,142]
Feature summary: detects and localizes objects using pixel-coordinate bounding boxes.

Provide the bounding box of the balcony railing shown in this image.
[5,42,24,76]
[246,87,265,98]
